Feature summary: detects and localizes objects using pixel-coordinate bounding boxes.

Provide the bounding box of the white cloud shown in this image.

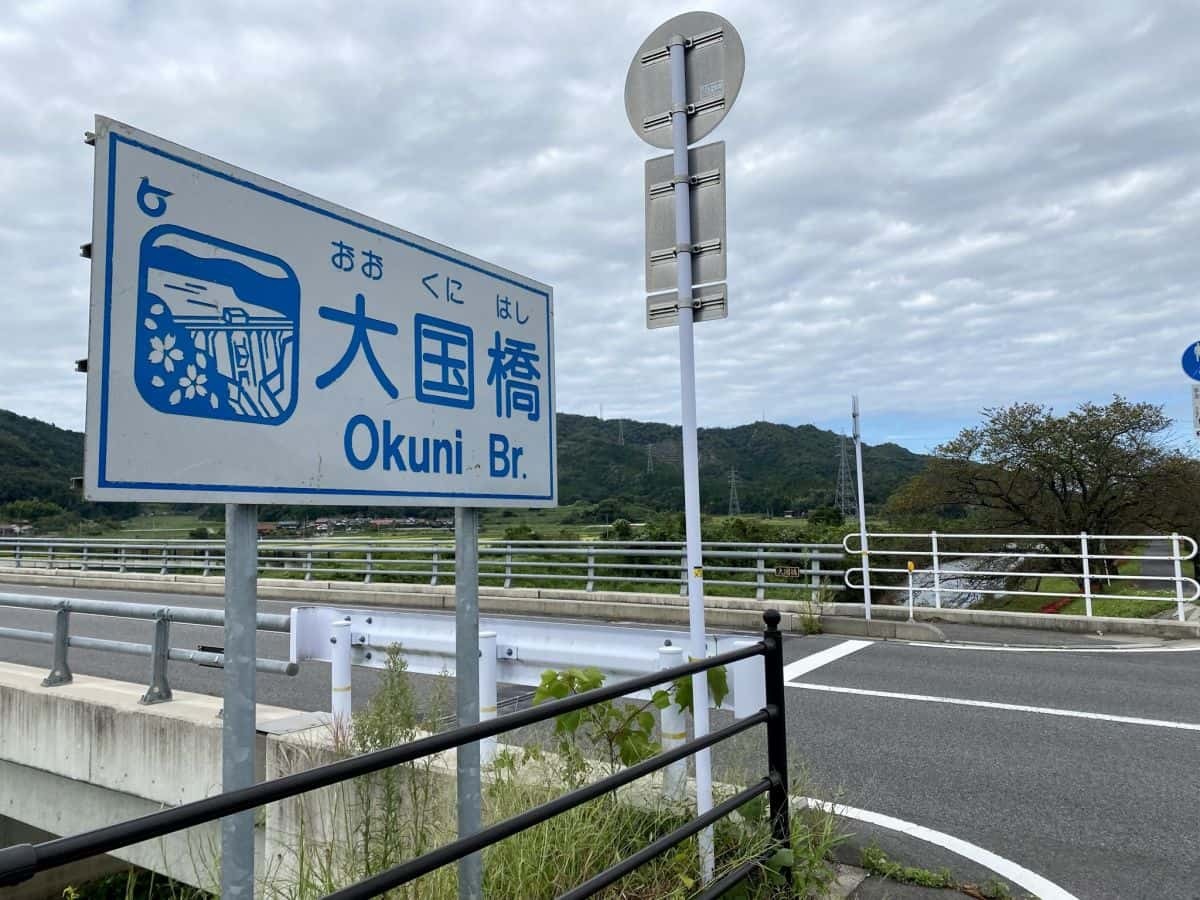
[1,0,1198,446]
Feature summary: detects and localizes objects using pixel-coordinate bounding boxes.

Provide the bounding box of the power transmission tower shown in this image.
[835,434,857,518]
[646,445,654,474]
[727,468,741,517]
[618,420,624,446]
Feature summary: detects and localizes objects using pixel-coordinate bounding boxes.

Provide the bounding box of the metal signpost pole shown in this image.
[455,507,482,900]
[222,503,258,900]
[852,396,872,621]
[666,34,715,881]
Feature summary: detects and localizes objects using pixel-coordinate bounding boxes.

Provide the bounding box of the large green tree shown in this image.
[888,397,1192,571]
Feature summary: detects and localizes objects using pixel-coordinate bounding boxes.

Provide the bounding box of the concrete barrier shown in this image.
[0,661,307,891]
[3,565,1198,639]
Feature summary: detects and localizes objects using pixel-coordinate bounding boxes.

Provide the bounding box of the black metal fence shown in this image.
[0,610,793,898]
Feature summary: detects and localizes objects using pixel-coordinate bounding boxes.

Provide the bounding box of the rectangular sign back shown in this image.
[85,117,556,507]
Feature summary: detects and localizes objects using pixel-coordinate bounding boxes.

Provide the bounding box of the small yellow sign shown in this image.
[692,566,704,578]
[907,561,916,573]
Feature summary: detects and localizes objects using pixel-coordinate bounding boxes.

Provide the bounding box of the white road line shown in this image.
[787,682,1200,732]
[781,639,872,682]
[907,641,1200,654]
[797,798,1079,900]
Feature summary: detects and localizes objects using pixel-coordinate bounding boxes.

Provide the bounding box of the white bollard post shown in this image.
[1171,533,1185,622]
[658,644,687,804]
[479,631,498,766]
[330,619,352,729]
[1080,533,1093,618]
[930,531,942,610]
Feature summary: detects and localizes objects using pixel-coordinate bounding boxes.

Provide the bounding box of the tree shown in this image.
[889,397,1188,574]
[1130,455,1200,578]
[807,506,844,527]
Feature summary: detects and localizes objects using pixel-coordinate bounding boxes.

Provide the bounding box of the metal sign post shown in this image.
[626,12,745,882]
[852,396,872,621]
[670,34,716,875]
[455,507,482,900]
[222,503,257,899]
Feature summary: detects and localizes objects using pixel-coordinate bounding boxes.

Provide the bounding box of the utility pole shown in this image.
[853,396,873,622]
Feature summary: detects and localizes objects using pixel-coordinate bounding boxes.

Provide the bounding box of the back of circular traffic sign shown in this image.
[624,11,745,149]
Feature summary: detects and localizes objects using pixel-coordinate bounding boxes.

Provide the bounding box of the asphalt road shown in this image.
[2,583,1198,899]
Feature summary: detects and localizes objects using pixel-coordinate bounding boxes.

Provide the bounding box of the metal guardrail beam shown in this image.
[0,592,291,631]
[0,592,297,702]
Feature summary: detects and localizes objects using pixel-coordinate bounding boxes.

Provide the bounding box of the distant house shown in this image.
[257,522,278,536]
[0,523,33,536]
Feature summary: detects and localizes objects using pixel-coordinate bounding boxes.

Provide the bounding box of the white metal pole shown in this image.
[1080,532,1093,618]
[330,619,352,730]
[930,530,942,610]
[455,507,482,900]
[658,644,688,803]
[852,396,872,622]
[1172,533,1185,622]
[479,631,498,766]
[222,504,257,900]
[668,33,715,881]
[906,562,915,621]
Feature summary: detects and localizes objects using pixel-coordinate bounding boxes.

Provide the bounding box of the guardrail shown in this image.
[0,538,845,599]
[0,591,298,702]
[845,531,1200,621]
[0,610,795,899]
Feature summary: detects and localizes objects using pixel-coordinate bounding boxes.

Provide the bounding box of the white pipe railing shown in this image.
[844,532,1199,622]
[0,538,844,599]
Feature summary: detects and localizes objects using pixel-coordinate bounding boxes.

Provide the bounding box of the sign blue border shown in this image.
[98,131,555,502]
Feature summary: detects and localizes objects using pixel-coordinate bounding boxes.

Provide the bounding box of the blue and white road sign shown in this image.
[85,117,556,507]
[1182,342,1200,382]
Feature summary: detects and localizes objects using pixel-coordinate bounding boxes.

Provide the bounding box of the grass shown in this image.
[975,571,1178,619]
[859,845,1025,899]
[261,651,846,899]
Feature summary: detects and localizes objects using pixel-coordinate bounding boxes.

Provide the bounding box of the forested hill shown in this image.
[557,413,926,515]
[0,408,926,517]
[0,408,85,509]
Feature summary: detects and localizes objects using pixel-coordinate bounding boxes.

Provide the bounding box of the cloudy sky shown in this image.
[3,0,1199,453]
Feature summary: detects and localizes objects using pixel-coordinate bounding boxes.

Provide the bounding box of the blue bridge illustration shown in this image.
[134,226,300,424]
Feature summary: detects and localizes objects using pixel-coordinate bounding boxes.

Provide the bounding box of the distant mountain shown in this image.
[557,413,926,516]
[0,408,926,518]
[0,409,85,509]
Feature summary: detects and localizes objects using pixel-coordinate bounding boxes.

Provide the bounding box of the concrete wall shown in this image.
[0,662,305,893]
[2,564,1196,638]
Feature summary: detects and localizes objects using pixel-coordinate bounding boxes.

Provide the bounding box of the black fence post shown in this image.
[762,609,793,892]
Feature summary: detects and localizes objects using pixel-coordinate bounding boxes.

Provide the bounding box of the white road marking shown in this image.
[787,682,1200,732]
[797,798,1079,900]
[781,639,872,682]
[907,640,1200,654]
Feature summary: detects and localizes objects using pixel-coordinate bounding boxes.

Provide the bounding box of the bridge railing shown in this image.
[0,611,795,899]
[845,531,1200,621]
[0,538,845,600]
[0,591,298,702]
